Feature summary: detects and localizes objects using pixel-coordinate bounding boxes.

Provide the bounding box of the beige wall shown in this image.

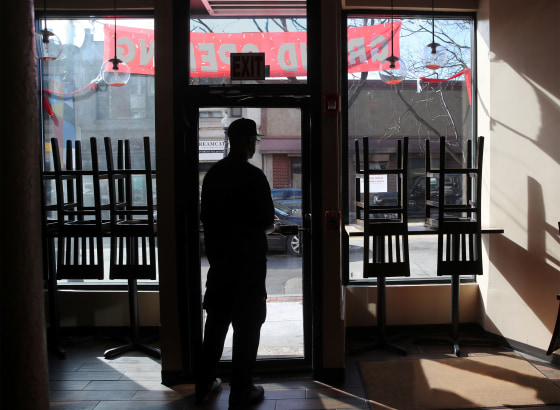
[49,291,160,327]
[346,284,481,327]
[476,0,560,350]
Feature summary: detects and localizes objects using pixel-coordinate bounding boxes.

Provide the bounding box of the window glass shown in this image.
[40,17,156,284]
[345,14,474,282]
[189,18,307,85]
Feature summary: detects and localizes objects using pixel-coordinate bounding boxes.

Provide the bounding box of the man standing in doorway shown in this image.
[196,118,275,409]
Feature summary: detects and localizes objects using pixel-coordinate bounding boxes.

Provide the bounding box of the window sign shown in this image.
[199,140,226,161]
[359,174,387,192]
[230,53,266,80]
[102,22,400,80]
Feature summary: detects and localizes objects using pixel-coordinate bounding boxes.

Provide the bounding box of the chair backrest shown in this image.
[364,221,410,278]
[50,137,108,280]
[425,136,484,276]
[104,136,157,280]
[357,137,410,279]
[437,220,483,276]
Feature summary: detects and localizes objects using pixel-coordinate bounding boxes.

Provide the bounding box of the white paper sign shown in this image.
[360,174,387,192]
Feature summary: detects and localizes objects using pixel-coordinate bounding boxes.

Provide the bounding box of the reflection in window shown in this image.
[189,18,307,85]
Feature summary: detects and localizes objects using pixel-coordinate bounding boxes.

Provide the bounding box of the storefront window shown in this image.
[344,13,475,283]
[40,16,156,284]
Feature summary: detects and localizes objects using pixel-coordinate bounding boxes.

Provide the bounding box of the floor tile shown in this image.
[49,329,560,410]
[49,380,91,390]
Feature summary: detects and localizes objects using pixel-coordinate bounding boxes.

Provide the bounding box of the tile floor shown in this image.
[49,328,560,410]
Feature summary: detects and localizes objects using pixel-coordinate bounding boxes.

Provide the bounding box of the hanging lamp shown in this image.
[101,0,130,87]
[35,0,63,61]
[421,0,447,70]
[379,0,407,85]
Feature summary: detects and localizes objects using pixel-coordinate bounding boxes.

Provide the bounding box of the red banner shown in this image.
[103,25,156,76]
[103,22,401,78]
[347,22,401,74]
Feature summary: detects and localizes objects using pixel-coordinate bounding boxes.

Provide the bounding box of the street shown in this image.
[349,235,438,280]
[59,236,438,288]
[200,235,439,297]
[201,253,303,296]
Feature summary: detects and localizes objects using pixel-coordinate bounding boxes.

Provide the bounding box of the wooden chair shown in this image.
[104,137,157,280]
[352,137,410,355]
[417,136,495,356]
[41,145,64,358]
[546,224,560,356]
[103,136,160,359]
[546,294,560,355]
[51,137,109,280]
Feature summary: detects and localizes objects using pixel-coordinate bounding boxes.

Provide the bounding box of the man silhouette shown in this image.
[196,118,275,409]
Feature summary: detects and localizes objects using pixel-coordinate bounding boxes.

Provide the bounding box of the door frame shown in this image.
[184,96,314,375]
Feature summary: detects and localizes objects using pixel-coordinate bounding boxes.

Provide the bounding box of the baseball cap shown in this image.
[227,118,263,141]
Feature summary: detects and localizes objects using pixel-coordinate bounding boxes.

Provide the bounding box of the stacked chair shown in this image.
[42,136,159,359]
[44,137,110,358]
[352,137,410,355]
[50,137,109,280]
[103,136,160,359]
[416,136,495,356]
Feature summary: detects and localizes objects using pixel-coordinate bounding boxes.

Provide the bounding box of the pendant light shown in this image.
[421,0,447,70]
[101,0,130,87]
[379,0,407,85]
[35,0,63,61]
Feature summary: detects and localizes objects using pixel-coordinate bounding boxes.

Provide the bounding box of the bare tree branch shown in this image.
[192,19,213,33]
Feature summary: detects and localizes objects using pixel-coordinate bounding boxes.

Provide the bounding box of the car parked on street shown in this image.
[269,202,302,256]
[271,188,302,209]
[199,201,303,257]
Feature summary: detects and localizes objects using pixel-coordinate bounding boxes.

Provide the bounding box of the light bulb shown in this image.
[35,29,63,61]
[101,58,131,87]
[379,56,407,85]
[422,43,447,70]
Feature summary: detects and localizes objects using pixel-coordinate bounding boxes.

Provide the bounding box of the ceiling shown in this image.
[190,0,307,17]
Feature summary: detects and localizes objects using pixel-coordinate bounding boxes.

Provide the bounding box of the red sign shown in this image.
[103,25,155,76]
[103,22,401,78]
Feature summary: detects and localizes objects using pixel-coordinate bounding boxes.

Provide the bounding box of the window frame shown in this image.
[341,9,478,286]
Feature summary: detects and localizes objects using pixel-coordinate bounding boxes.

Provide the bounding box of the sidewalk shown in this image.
[220,297,304,359]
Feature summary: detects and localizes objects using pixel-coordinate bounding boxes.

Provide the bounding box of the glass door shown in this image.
[197,104,311,368]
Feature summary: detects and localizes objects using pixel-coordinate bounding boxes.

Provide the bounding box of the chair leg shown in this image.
[350,277,407,356]
[547,298,560,355]
[47,236,66,359]
[415,276,499,356]
[104,279,161,360]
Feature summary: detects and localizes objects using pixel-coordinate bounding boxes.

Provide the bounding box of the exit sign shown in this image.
[230,53,266,80]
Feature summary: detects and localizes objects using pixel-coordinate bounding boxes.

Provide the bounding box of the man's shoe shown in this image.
[228,385,264,409]
[195,378,222,403]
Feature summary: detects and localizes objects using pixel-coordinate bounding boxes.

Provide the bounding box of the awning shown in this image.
[259,137,301,154]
